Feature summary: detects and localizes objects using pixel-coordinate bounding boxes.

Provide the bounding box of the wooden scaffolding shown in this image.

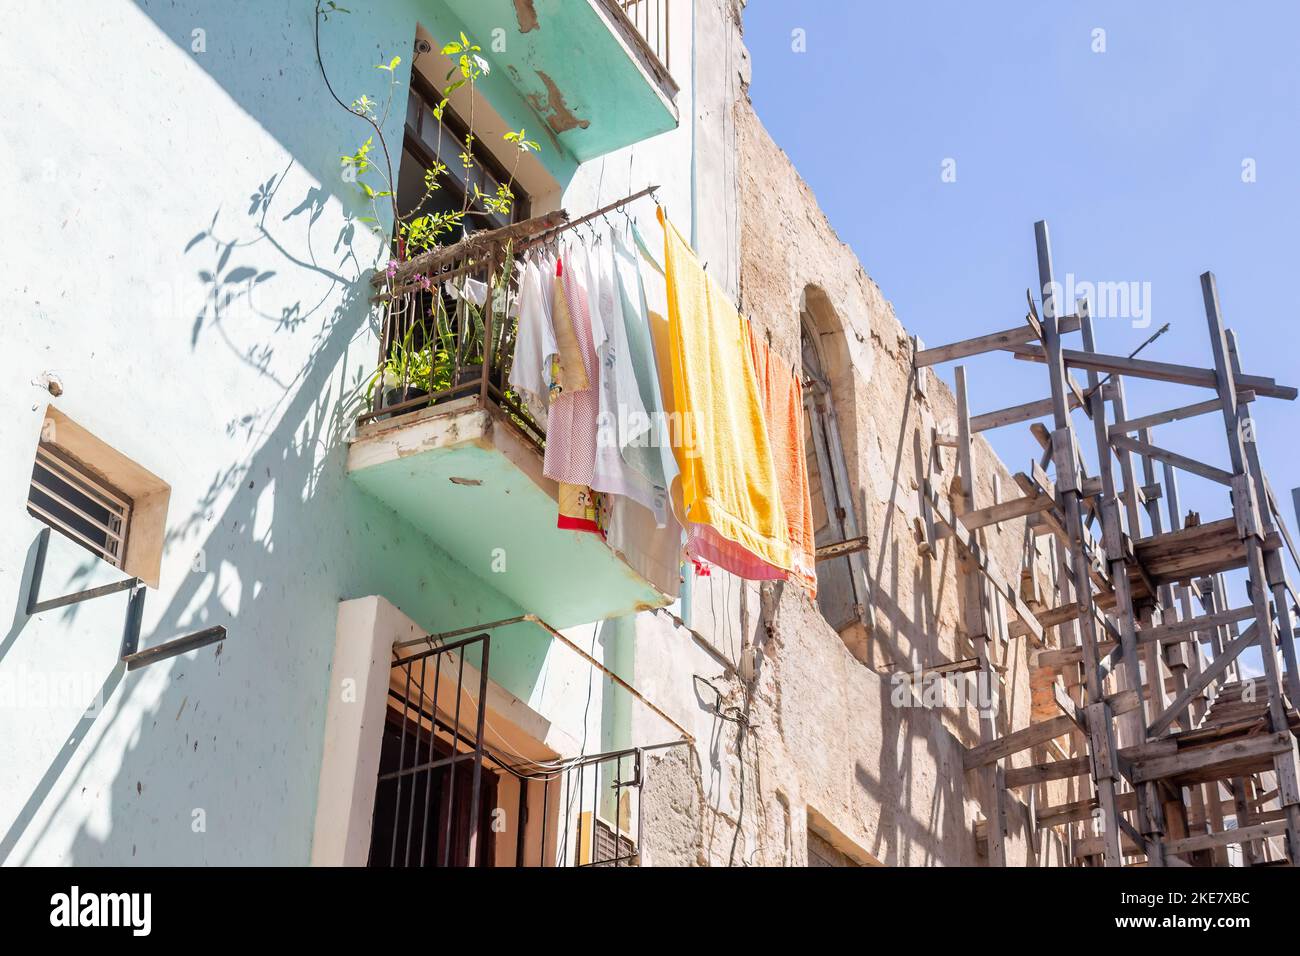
[914,221,1300,866]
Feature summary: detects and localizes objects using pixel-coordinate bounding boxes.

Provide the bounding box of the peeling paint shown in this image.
[530,69,589,134]
[448,476,482,486]
[512,0,538,33]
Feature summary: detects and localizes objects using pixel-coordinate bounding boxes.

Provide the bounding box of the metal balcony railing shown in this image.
[360,187,660,453]
[375,614,692,867]
[360,212,568,452]
[604,0,677,101]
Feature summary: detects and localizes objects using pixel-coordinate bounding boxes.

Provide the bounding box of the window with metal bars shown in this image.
[27,444,132,569]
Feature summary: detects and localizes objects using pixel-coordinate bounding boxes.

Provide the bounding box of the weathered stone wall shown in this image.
[633,2,1079,867]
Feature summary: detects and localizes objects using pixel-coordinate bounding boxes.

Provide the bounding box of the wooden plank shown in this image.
[1037,790,1139,829]
[883,656,982,678]
[1130,731,1291,785]
[955,365,976,506]
[1054,682,1086,730]
[959,492,1054,531]
[1165,819,1287,856]
[1009,601,1081,640]
[1137,605,1255,648]
[1004,756,1091,788]
[1108,393,1253,438]
[1148,621,1259,738]
[923,482,1045,645]
[1130,518,1282,587]
[1006,343,1299,400]
[1110,433,1233,486]
[971,397,1055,433]
[964,714,1077,769]
[914,315,1082,367]
[990,763,1008,866]
[815,536,869,562]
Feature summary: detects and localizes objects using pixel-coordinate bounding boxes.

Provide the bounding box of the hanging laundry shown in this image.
[631,220,685,524]
[605,494,681,599]
[584,241,609,358]
[658,207,792,576]
[685,524,788,581]
[557,482,605,535]
[545,257,589,395]
[746,323,818,595]
[610,226,675,528]
[590,232,666,524]
[444,273,509,315]
[508,256,557,427]
[544,245,601,534]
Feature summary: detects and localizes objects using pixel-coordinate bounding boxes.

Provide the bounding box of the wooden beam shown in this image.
[958,492,1054,531]
[1137,605,1255,648]
[914,315,1082,367]
[1108,393,1254,438]
[882,656,983,678]
[1037,790,1140,829]
[1009,601,1081,640]
[1004,756,1091,788]
[1054,682,1087,730]
[964,714,1077,769]
[1006,343,1299,400]
[1131,732,1293,785]
[1165,819,1288,856]
[815,536,869,562]
[970,397,1056,433]
[1110,434,1233,487]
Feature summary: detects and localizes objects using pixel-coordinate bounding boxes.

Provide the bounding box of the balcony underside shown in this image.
[348,396,671,628]
[436,0,678,164]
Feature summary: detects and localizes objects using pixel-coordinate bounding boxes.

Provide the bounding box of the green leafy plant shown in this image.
[364,319,433,408]
[314,5,546,421]
[315,6,545,262]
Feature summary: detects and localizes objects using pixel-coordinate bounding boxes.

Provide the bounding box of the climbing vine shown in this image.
[313,0,539,266]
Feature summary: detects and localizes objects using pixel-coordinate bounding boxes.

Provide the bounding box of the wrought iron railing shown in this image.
[370,611,691,867]
[359,188,660,453]
[377,628,687,867]
[360,211,573,451]
[614,0,674,90]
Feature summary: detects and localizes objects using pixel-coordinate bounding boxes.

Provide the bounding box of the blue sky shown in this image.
[744,1,1300,662]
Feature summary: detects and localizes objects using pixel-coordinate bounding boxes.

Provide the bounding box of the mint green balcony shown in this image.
[348,394,672,628]
[422,0,679,180]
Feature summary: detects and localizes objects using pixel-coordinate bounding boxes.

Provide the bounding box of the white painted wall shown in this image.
[0,0,642,865]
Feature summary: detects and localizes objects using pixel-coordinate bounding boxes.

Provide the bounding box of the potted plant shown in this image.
[365,322,433,417]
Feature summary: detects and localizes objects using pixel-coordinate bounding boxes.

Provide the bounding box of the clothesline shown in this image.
[377,187,818,596]
[377,186,663,300]
[506,206,818,597]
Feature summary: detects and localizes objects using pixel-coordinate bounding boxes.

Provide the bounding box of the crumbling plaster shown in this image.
[632,6,1074,867]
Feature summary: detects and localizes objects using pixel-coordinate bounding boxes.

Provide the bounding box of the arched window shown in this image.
[800,287,874,659]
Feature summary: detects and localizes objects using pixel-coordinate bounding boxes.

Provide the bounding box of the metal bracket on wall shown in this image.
[25,527,139,615]
[25,527,228,670]
[118,586,227,671]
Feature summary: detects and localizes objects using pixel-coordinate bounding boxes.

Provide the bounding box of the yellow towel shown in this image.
[659,208,792,573]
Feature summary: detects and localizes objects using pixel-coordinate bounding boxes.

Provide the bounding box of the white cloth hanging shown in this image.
[507,256,556,426]
[590,231,668,525]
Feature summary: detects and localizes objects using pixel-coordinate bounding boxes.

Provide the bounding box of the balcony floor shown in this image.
[348,397,671,628]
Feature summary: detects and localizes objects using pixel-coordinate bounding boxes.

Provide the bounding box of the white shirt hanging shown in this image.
[508,256,556,426]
